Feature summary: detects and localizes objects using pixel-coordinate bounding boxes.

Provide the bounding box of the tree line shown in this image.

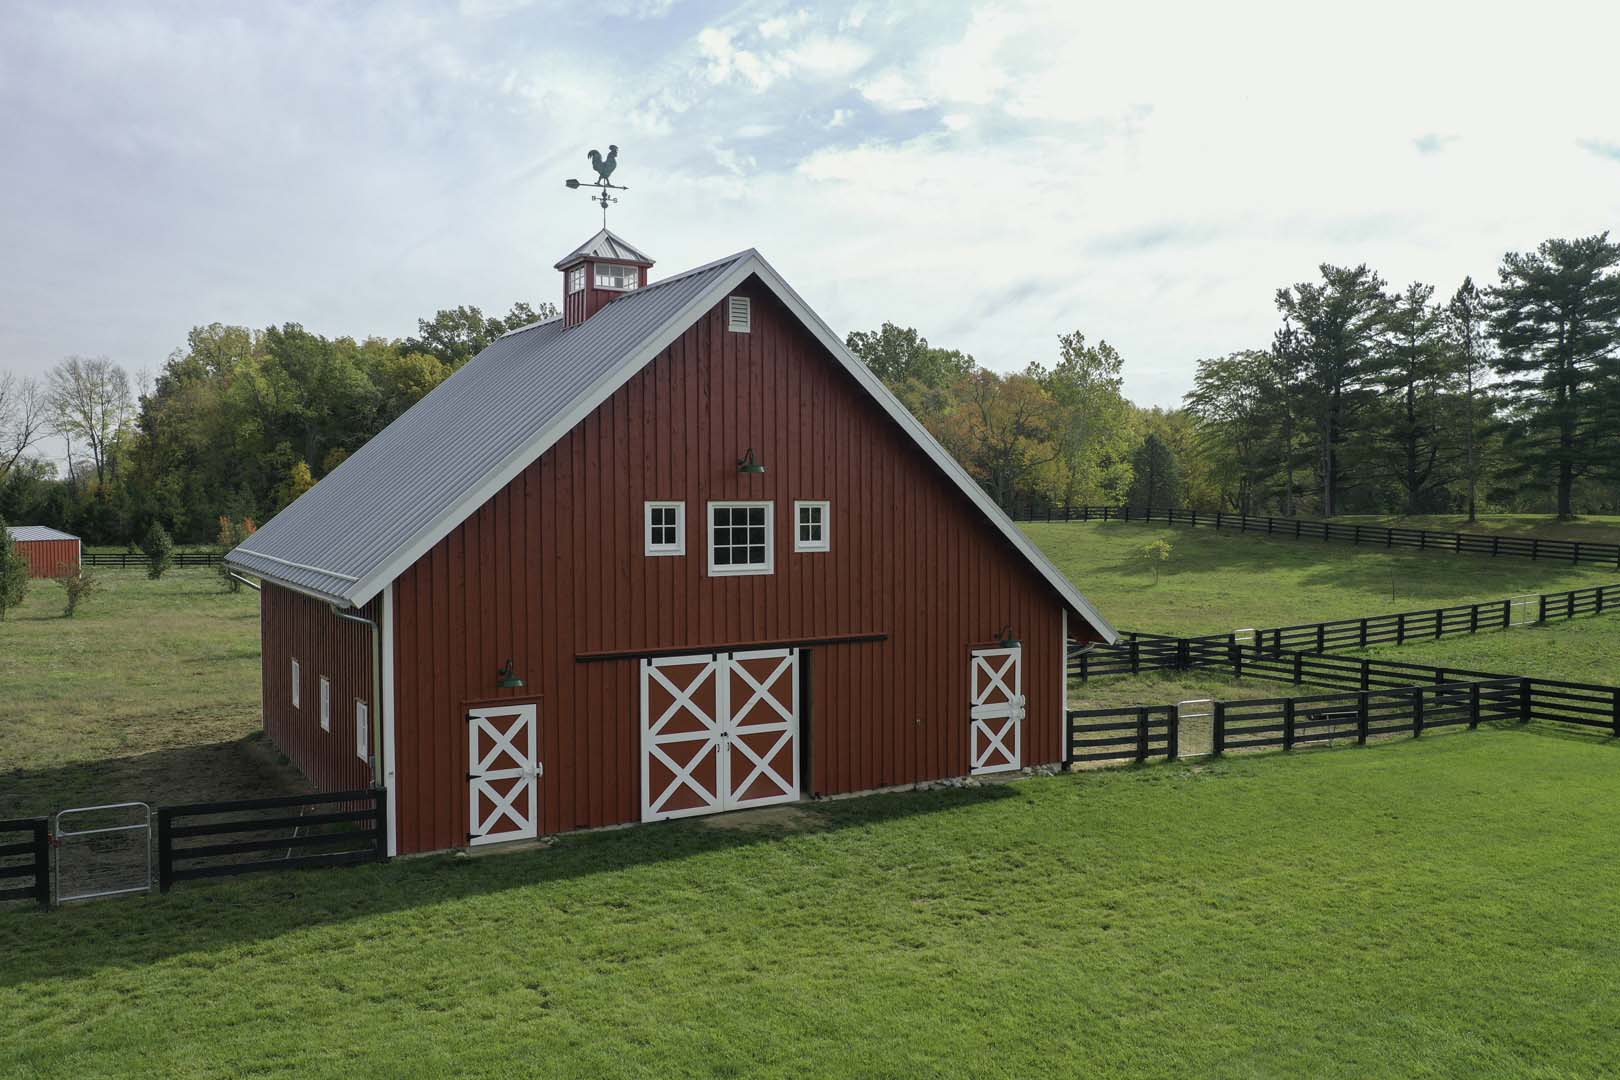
[1,229,1615,546]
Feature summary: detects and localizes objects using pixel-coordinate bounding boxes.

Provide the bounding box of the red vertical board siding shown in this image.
[384,277,1101,853]
[17,538,79,578]
[259,584,378,794]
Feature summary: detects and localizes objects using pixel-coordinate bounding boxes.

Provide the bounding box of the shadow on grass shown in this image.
[0,779,1021,985]
[0,735,309,820]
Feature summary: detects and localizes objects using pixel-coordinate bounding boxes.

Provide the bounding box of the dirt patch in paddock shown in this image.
[697,804,830,832]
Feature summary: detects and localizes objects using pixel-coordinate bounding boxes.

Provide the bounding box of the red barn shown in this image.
[227,230,1117,856]
[7,526,81,579]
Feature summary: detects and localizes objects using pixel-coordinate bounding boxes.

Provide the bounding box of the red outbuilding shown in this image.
[227,230,1118,856]
[7,525,81,579]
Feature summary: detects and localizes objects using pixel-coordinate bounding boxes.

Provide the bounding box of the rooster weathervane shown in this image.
[564,144,628,227]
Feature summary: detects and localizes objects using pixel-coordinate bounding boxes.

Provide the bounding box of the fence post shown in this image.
[1356,692,1369,744]
[1519,678,1532,725]
[1293,651,1303,685]
[1434,608,1443,640]
[1215,510,1223,530]
[1573,542,1582,565]
[1062,711,1073,770]
[1232,638,1244,680]
[1531,537,1540,561]
[1412,688,1425,738]
[1354,524,1361,544]
[1537,594,1547,623]
[1135,708,1150,763]
[1316,624,1326,652]
[1469,604,1479,634]
[1294,519,1302,539]
[1361,658,1371,692]
[1177,638,1190,671]
[1283,699,1296,751]
[1385,527,1392,548]
[1396,612,1406,646]
[1501,598,1511,630]
[1267,516,1275,535]
[1213,703,1226,756]
[1130,638,1141,674]
[1167,706,1180,762]
[1190,509,1198,528]
[1612,690,1620,738]
[157,806,174,894]
[30,820,50,909]
[1469,683,1482,729]
[1078,651,1089,682]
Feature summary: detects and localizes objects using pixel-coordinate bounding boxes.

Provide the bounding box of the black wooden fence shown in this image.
[0,818,51,909]
[1066,678,1524,765]
[1071,631,1620,735]
[1011,503,1620,568]
[83,551,226,568]
[157,788,387,892]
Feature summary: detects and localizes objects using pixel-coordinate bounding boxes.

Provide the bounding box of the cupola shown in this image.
[554,228,655,328]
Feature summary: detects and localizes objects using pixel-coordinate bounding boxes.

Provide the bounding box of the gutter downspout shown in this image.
[329,602,384,789]
[228,571,262,592]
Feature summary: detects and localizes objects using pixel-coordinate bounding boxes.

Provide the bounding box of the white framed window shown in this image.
[595,262,638,291]
[567,265,585,294]
[728,295,751,333]
[320,676,331,732]
[645,501,685,555]
[356,700,370,761]
[291,658,301,709]
[708,501,773,576]
[795,500,830,552]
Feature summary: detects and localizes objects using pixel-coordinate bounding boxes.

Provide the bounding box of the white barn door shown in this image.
[970,646,1023,775]
[642,649,799,821]
[467,703,540,845]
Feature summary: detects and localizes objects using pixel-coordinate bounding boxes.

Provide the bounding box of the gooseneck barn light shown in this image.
[736,448,766,474]
[497,658,526,689]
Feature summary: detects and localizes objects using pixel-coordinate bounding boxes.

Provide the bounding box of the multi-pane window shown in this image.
[595,262,638,291]
[356,700,370,762]
[320,676,331,733]
[568,266,585,294]
[709,502,773,576]
[795,501,830,552]
[645,501,685,556]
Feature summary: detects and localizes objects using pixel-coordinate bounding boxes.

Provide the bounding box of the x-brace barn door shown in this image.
[641,649,800,822]
[970,647,1023,775]
[467,704,540,845]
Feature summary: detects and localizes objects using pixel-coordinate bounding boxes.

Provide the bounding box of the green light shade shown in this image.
[737,447,766,474]
[497,658,526,689]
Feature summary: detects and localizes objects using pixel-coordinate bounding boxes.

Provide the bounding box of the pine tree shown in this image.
[1126,433,1182,509]
[1489,234,1620,518]
[1446,277,1493,521]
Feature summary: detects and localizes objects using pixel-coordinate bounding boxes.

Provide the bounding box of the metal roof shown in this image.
[228,247,1117,643]
[6,525,78,542]
[552,228,654,269]
[228,252,748,605]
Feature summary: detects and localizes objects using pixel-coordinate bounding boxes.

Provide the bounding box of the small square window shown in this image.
[708,502,773,576]
[645,501,685,556]
[320,676,331,733]
[728,295,751,333]
[356,700,370,761]
[795,501,830,552]
[568,266,585,294]
[291,658,301,709]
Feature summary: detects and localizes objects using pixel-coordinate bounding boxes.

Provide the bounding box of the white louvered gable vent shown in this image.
[727,295,751,333]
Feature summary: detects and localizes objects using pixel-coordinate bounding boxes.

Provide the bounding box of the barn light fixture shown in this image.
[736,448,766,474]
[497,658,526,689]
[997,625,1020,649]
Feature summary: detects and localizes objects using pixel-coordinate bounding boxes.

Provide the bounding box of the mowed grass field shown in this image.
[0,568,299,818]
[1023,520,1617,636]
[6,729,1620,1078]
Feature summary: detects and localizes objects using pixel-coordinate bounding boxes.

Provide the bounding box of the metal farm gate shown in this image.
[52,802,153,904]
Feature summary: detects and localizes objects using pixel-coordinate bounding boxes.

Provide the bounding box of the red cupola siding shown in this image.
[555,228,654,327]
[227,235,1117,856]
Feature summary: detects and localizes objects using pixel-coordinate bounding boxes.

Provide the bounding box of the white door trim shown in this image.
[641,655,726,820]
[467,704,540,845]
[724,649,800,811]
[970,646,1024,775]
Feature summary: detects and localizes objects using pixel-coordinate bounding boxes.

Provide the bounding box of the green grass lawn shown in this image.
[1339,512,1620,544]
[1023,521,1616,636]
[0,568,299,818]
[1357,616,1620,687]
[4,728,1619,1079]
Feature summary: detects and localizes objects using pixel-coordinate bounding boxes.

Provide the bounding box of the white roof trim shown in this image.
[283,249,1114,642]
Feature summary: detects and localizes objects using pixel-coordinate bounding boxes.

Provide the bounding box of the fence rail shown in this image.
[1071,631,1620,735]
[83,551,226,568]
[0,818,50,909]
[1013,503,1620,568]
[1065,678,1524,765]
[157,788,387,892]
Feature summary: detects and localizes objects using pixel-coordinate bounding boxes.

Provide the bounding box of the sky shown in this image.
[3,0,1619,429]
